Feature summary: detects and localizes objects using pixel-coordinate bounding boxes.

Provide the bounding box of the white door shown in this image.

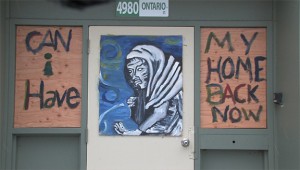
[87,26,194,170]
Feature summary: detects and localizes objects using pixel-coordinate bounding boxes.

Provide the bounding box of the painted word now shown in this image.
[211,105,263,123]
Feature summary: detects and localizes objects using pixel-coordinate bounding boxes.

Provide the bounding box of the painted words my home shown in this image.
[200,28,267,128]
[14,26,82,128]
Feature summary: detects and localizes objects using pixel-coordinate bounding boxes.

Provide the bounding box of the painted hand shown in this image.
[127,97,137,107]
[114,122,142,136]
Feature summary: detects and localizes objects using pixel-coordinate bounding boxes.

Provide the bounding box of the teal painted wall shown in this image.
[8,0,272,21]
[0,1,6,169]
[275,1,300,169]
[16,136,80,170]
[202,150,264,170]
[1,0,291,170]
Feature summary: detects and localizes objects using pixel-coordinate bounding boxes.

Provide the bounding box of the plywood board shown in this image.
[14,26,82,128]
[200,28,267,128]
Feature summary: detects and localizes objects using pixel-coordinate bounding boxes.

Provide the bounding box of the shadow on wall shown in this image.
[58,0,111,9]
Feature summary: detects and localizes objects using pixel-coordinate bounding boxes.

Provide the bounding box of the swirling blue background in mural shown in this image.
[99,35,182,135]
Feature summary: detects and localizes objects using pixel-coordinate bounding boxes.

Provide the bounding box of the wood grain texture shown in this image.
[200,28,267,128]
[14,26,82,128]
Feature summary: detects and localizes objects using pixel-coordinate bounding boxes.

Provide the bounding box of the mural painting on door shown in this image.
[99,35,183,136]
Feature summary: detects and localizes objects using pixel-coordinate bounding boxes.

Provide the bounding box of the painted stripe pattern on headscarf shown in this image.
[126,45,183,109]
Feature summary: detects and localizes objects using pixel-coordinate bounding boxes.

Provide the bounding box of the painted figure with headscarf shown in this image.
[114,45,183,136]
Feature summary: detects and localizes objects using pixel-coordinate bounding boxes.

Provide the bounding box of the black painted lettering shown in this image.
[212,105,229,122]
[247,84,259,103]
[242,105,262,122]
[229,107,242,123]
[205,32,235,53]
[66,87,81,108]
[25,31,43,55]
[234,84,246,103]
[206,83,224,105]
[223,84,235,104]
[25,29,72,54]
[206,57,223,83]
[24,80,44,110]
[254,56,266,82]
[40,30,55,49]
[24,80,81,110]
[240,32,258,55]
[236,57,253,82]
[56,90,67,107]
[44,91,56,108]
[54,29,72,52]
[222,57,235,80]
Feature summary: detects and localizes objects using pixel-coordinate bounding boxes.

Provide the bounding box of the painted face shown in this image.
[127,58,149,89]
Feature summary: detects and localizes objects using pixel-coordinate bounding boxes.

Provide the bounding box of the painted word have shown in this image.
[24,80,80,110]
[26,29,72,54]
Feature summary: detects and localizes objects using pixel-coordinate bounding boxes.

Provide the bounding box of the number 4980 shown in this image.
[117,1,139,15]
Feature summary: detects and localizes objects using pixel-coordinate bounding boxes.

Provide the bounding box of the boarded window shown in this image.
[14,26,82,128]
[200,28,267,128]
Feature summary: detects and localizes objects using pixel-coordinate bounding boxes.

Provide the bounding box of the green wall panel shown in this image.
[275,0,300,169]
[16,136,80,170]
[9,0,272,21]
[201,150,265,170]
[0,0,278,170]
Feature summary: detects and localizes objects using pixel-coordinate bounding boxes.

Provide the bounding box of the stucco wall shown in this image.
[0,0,279,169]
[275,1,300,169]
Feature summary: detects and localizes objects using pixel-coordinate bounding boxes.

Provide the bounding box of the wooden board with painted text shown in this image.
[200,28,267,128]
[14,26,82,128]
